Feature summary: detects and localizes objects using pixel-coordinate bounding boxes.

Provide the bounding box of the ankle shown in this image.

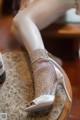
[29,49,48,63]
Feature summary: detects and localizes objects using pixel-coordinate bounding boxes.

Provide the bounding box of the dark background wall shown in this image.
[2,0,13,14]
[2,0,20,15]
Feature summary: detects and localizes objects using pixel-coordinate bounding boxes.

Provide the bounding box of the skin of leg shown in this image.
[12,0,74,55]
[12,1,73,111]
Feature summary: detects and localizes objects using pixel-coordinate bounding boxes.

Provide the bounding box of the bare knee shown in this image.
[13,10,32,27]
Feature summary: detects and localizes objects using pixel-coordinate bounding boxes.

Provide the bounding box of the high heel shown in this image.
[25,49,72,113]
[48,52,72,102]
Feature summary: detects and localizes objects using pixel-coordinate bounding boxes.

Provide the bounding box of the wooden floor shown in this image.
[0,16,80,120]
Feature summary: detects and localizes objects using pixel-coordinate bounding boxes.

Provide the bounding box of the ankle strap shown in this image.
[29,49,49,64]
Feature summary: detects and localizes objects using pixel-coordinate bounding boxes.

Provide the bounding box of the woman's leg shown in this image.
[12,0,73,112]
[12,0,74,55]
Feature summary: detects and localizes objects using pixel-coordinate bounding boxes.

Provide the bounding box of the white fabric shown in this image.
[56,8,80,23]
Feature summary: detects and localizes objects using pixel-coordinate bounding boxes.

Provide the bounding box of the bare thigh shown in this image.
[18,0,73,29]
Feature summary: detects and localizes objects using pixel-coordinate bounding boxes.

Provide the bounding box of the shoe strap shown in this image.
[29,49,49,64]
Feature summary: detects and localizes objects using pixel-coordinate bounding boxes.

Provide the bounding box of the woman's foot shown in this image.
[25,49,72,113]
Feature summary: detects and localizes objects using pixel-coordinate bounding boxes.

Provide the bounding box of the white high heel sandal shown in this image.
[25,49,72,113]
